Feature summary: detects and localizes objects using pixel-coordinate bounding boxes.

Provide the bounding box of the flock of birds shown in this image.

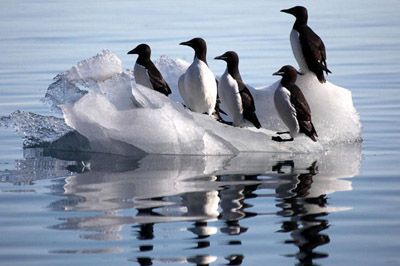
[127,6,330,142]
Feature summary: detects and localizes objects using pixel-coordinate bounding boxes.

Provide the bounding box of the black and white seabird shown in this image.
[127,43,171,96]
[272,65,318,142]
[178,37,217,115]
[214,51,261,129]
[281,6,331,83]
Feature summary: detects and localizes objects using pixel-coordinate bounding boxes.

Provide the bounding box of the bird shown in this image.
[178,37,217,115]
[281,6,331,83]
[127,43,171,96]
[272,65,318,142]
[214,51,261,129]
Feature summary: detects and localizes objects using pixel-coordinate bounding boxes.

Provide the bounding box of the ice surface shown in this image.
[62,49,123,82]
[3,51,361,155]
[43,50,124,112]
[154,55,190,103]
[62,84,323,155]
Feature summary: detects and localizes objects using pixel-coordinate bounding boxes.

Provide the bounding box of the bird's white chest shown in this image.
[134,63,153,89]
[218,71,243,125]
[290,29,308,71]
[179,58,217,114]
[274,85,299,135]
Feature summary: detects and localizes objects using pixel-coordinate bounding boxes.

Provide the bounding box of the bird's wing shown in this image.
[289,85,317,139]
[238,80,261,128]
[289,85,312,121]
[237,80,256,112]
[147,62,171,96]
[299,26,330,72]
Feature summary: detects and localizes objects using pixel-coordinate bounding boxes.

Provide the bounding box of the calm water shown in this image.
[1,0,400,265]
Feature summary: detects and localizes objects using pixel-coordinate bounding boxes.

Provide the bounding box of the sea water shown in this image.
[1,0,400,265]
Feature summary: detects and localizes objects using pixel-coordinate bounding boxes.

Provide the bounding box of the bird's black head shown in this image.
[281,6,308,26]
[127,43,151,59]
[215,51,241,79]
[180,37,207,63]
[273,65,302,84]
[214,51,239,65]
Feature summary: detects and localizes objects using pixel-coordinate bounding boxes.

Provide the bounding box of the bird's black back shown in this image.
[298,25,331,83]
[237,80,261,128]
[140,59,171,96]
[287,83,318,141]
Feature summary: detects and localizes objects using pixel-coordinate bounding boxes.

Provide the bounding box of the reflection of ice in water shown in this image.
[1,143,360,239]
[0,142,361,264]
[0,148,73,184]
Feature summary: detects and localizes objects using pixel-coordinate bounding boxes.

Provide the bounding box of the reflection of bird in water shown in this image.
[66,161,91,173]
[182,190,220,219]
[133,195,168,259]
[225,254,245,265]
[273,160,330,266]
[136,256,153,266]
[134,222,155,253]
[183,189,219,251]
[186,254,218,266]
[217,174,259,236]
[188,220,217,239]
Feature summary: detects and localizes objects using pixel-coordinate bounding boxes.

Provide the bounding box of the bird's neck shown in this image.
[226,64,242,82]
[293,17,308,30]
[194,50,207,65]
[281,77,296,88]
[136,56,151,67]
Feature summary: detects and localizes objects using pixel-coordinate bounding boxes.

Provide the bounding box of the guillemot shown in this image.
[281,6,331,83]
[127,43,171,96]
[178,37,217,115]
[272,65,318,142]
[214,51,261,128]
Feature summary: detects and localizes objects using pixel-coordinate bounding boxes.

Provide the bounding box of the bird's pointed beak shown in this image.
[127,48,138,55]
[179,41,191,46]
[280,8,293,15]
[273,71,284,76]
[214,55,226,60]
[296,71,304,75]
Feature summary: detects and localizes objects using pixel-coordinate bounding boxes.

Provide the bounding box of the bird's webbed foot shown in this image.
[276,131,290,135]
[272,136,294,142]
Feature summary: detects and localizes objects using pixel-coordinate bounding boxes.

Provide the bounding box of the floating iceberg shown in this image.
[2,50,361,155]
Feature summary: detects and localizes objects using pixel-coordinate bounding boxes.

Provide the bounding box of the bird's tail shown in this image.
[307,122,318,142]
[244,112,262,129]
[317,61,331,83]
[321,60,332,74]
[213,98,228,122]
[301,120,318,141]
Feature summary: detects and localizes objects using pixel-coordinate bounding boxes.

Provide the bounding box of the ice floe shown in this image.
[2,50,362,155]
